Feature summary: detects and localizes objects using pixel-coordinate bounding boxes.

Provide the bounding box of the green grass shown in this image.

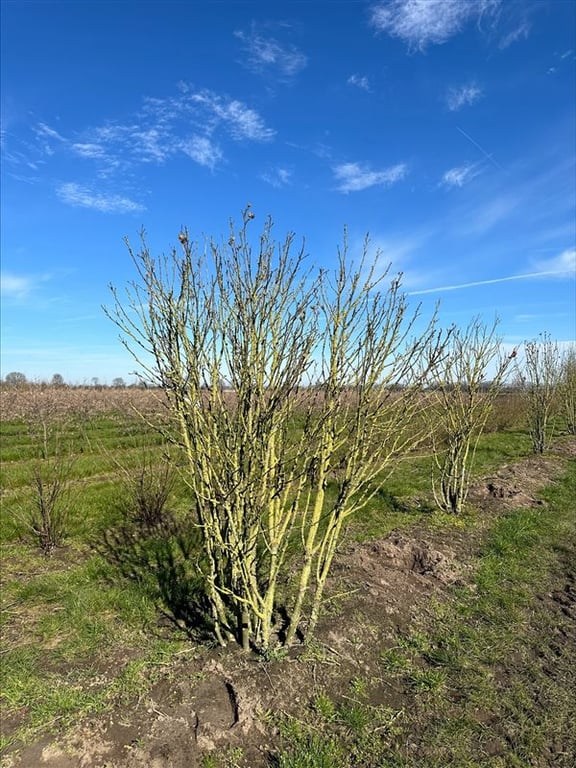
[0,567,185,751]
[0,416,168,463]
[0,401,567,763]
[471,429,533,471]
[272,460,576,767]
[0,412,193,752]
[0,638,182,752]
[272,679,406,768]
[349,427,534,542]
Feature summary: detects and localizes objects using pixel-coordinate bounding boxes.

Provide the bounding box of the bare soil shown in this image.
[2,443,575,768]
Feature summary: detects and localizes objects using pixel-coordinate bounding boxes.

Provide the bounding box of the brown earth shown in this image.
[2,442,575,768]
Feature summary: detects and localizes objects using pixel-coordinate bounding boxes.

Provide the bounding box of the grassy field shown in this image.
[1,391,183,753]
[0,386,574,766]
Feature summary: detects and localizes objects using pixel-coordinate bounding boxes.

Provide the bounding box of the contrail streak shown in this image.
[457,127,502,170]
[408,269,569,296]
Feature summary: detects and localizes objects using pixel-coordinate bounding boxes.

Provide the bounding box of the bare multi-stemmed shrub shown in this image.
[106,208,448,651]
[558,345,576,435]
[114,448,177,530]
[425,317,515,515]
[24,454,75,555]
[517,333,562,454]
[8,389,77,555]
[13,428,75,556]
[483,389,526,433]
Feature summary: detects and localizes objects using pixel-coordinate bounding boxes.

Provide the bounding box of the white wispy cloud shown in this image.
[89,123,175,165]
[1,273,34,300]
[499,20,531,49]
[28,122,67,158]
[234,27,307,78]
[180,135,223,170]
[348,74,371,92]
[189,90,276,142]
[446,82,483,111]
[462,194,521,234]
[5,170,41,184]
[129,128,171,163]
[370,0,500,51]
[19,85,274,185]
[260,167,292,188]
[546,49,575,76]
[441,162,482,188]
[363,232,432,288]
[34,122,66,142]
[222,100,274,141]
[533,248,576,276]
[514,313,538,322]
[2,142,40,171]
[333,162,407,193]
[57,183,145,213]
[72,143,107,158]
[1,272,51,301]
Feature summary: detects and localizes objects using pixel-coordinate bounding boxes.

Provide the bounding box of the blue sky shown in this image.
[1,0,575,384]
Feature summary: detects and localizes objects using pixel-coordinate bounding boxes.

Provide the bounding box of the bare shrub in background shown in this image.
[517,333,562,453]
[106,207,447,651]
[558,345,576,435]
[115,448,177,530]
[10,388,77,554]
[24,453,75,555]
[483,389,526,433]
[25,387,64,460]
[425,317,515,514]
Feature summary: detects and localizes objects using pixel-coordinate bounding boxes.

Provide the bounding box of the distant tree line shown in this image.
[1,372,144,389]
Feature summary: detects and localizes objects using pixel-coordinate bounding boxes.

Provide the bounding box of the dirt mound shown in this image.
[468,452,567,511]
[345,534,463,585]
